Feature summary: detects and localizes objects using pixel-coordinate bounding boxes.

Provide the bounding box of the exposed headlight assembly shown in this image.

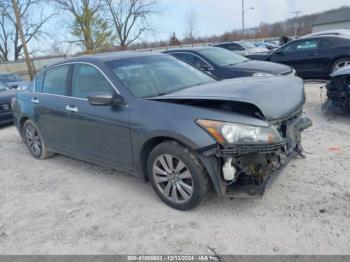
[252,72,275,77]
[196,119,283,145]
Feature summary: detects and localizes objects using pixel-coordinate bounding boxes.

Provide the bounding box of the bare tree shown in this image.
[52,0,112,52]
[104,0,157,49]
[184,9,197,42]
[0,0,55,60]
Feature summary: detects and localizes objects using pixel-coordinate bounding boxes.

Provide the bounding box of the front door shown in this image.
[66,63,133,170]
[271,39,322,78]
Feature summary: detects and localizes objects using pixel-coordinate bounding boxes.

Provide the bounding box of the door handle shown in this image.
[65,105,79,112]
[31,98,39,104]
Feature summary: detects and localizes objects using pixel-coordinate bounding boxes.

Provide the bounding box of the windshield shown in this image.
[0,73,23,82]
[239,41,255,49]
[198,48,249,66]
[0,81,8,91]
[106,55,215,98]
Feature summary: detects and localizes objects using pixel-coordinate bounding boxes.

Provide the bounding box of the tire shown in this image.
[147,141,209,210]
[330,57,350,73]
[22,120,53,160]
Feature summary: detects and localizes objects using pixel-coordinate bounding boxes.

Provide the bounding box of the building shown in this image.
[312,7,350,32]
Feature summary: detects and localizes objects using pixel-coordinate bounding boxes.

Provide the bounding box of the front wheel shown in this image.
[147,141,209,210]
[23,120,53,159]
[330,58,350,73]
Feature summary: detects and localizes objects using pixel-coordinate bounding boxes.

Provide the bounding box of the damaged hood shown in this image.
[152,76,305,121]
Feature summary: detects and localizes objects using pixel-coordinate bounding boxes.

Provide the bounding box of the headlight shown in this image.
[196,119,283,145]
[253,72,275,77]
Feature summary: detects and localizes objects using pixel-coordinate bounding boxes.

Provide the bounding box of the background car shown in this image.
[164,47,295,80]
[0,80,17,125]
[254,41,279,51]
[322,64,350,113]
[246,35,350,79]
[12,53,310,210]
[303,29,350,38]
[0,72,29,90]
[212,41,268,56]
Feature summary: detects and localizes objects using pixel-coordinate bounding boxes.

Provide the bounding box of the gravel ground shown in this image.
[0,82,349,255]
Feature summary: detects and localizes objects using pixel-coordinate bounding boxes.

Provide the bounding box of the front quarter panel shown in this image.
[129,98,268,174]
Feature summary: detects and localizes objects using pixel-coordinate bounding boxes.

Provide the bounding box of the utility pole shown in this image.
[11,0,35,80]
[241,0,255,38]
[293,10,303,37]
[242,0,245,36]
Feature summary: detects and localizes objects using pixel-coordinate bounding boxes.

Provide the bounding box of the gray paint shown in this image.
[13,52,307,195]
[152,76,305,121]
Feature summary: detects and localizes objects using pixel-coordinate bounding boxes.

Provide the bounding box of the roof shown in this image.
[164,46,216,53]
[66,51,164,63]
[45,51,165,69]
[313,8,350,26]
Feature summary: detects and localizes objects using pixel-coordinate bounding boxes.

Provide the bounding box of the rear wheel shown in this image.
[23,120,53,159]
[147,141,209,210]
[331,58,350,73]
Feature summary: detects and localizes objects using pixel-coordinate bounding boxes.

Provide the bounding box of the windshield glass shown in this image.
[106,55,215,98]
[0,81,8,91]
[198,48,249,66]
[0,73,23,82]
[239,41,255,49]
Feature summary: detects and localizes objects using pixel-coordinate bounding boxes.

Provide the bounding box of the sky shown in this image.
[142,0,350,41]
[33,0,350,55]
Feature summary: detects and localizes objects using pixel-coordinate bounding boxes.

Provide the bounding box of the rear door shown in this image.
[66,63,133,170]
[33,64,72,153]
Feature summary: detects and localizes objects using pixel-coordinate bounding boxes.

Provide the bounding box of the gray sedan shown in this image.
[12,52,311,210]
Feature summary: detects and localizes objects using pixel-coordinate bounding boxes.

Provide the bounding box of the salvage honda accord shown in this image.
[12,53,312,210]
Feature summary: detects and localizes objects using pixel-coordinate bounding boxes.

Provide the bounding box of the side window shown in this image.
[35,73,44,92]
[225,44,245,51]
[71,64,114,99]
[283,40,320,53]
[320,40,332,49]
[173,53,210,69]
[42,65,69,95]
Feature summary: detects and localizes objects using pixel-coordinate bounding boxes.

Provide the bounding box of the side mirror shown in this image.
[87,91,123,106]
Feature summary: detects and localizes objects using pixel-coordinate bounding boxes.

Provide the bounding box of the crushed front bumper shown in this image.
[198,114,312,197]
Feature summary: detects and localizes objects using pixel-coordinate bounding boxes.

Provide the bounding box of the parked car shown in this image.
[254,42,279,51]
[0,72,29,90]
[322,65,350,113]
[246,35,350,79]
[12,53,311,210]
[0,81,17,125]
[212,41,268,56]
[303,29,350,38]
[164,47,295,80]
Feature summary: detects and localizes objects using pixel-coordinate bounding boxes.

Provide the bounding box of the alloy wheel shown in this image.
[25,124,42,156]
[333,60,350,72]
[152,154,194,204]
